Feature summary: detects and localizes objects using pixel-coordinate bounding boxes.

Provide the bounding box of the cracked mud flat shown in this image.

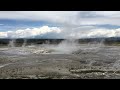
[1,44,120,79]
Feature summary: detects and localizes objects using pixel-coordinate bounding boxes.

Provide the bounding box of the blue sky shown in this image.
[1,19,120,31]
[0,11,120,38]
[0,19,59,31]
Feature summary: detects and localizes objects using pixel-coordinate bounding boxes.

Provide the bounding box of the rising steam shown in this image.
[8,39,16,47]
[22,39,27,47]
[50,39,80,54]
[6,38,81,54]
[6,38,106,55]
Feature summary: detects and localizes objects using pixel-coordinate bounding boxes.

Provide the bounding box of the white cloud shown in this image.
[0,11,78,26]
[1,11,120,38]
[61,26,120,39]
[1,11,120,26]
[0,24,4,26]
[0,25,120,39]
[0,26,62,38]
[0,32,7,38]
[94,11,120,17]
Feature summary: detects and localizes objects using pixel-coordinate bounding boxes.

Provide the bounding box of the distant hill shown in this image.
[0,37,120,46]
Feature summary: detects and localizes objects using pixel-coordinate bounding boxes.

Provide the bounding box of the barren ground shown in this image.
[0,44,120,79]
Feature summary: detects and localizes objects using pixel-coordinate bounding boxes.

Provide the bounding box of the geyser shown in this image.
[22,39,27,47]
[48,39,80,54]
[8,39,16,47]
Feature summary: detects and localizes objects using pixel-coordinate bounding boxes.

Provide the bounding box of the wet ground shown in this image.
[0,44,120,79]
